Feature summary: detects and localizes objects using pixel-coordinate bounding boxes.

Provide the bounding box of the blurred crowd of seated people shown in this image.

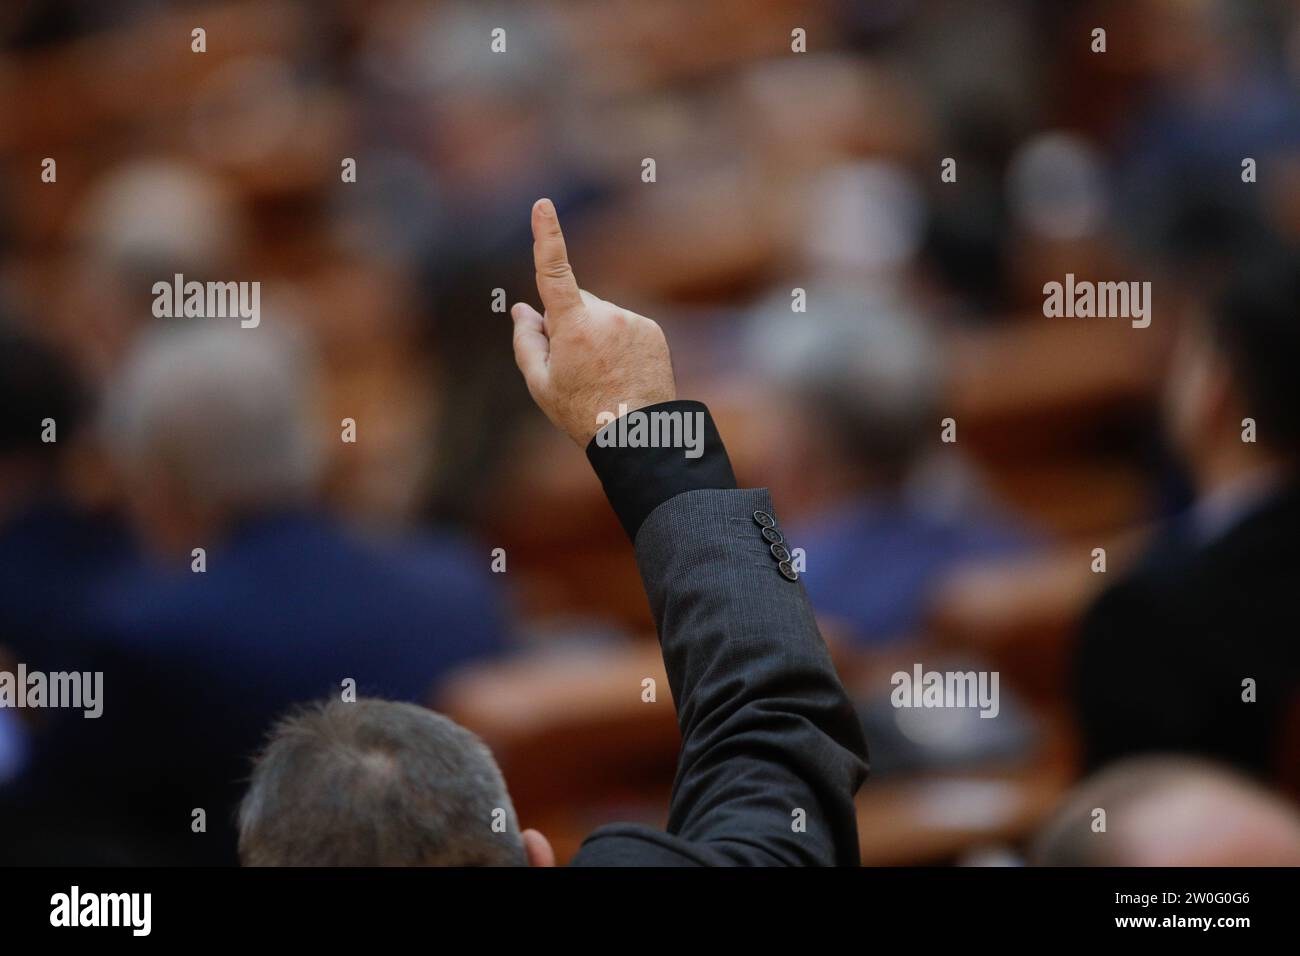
[0,0,1298,865]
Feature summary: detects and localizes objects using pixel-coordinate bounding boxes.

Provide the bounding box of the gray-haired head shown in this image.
[746,281,943,484]
[239,698,526,867]
[104,320,321,519]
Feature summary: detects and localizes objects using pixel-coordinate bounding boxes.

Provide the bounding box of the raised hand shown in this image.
[510,198,675,446]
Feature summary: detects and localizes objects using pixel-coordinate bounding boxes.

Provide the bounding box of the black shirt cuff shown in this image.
[586,400,737,540]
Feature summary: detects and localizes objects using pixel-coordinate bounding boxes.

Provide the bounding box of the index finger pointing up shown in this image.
[531,198,585,326]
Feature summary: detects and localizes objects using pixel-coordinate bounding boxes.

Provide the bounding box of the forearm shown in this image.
[634,488,867,864]
[590,405,869,865]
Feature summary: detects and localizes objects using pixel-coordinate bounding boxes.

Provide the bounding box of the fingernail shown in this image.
[537,197,555,217]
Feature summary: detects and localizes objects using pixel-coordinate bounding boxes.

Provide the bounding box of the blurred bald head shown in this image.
[105,321,321,557]
[1032,756,1300,866]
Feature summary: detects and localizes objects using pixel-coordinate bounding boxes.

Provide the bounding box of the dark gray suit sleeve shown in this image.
[574,488,869,866]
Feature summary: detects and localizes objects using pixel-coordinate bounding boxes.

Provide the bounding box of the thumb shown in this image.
[511,302,550,391]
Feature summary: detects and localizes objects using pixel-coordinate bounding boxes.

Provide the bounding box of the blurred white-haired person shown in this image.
[47,320,511,864]
[104,321,319,558]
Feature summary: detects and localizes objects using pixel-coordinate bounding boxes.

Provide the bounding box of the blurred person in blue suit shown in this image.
[0,318,141,861]
[6,319,508,864]
[0,320,136,670]
[743,285,1034,646]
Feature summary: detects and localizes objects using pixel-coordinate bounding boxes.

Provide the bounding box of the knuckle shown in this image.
[639,317,666,341]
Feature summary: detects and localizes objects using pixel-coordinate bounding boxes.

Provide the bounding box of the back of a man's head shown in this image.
[239,698,526,866]
[103,320,322,550]
[1208,246,1300,456]
[1162,240,1300,484]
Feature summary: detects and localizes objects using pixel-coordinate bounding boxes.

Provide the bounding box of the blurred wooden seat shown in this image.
[479,422,655,630]
[924,532,1148,710]
[947,317,1165,537]
[435,642,680,850]
[856,715,1076,865]
[948,317,1163,449]
[856,762,1072,865]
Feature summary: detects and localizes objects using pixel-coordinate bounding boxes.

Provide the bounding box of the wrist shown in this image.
[586,400,737,540]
